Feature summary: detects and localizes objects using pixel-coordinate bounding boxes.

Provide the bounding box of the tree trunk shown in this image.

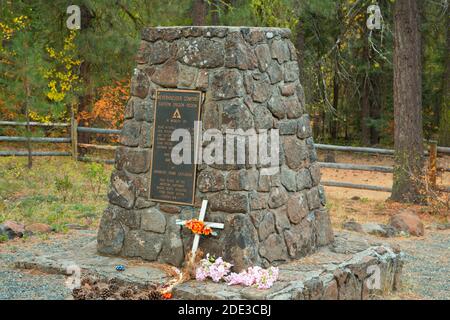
[438,13,450,146]
[192,0,207,26]
[361,74,371,146]
[210,0,220,25]
[391,0,424,203]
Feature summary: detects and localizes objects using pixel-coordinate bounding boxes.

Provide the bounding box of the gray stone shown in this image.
[280,83,296,96]
[159,216,184,265]
[130,70,149,99]
[280,166,297,191]
[255,44,272,72]
[197,170,225,192]
[97,207,125,255]
[209,192,249,213]
[252,75,272,103]
[313,209,333,246]
[120,120,141,147]
[283,136,309,170]
[141,208,166,234]
[124,99,134,119]
[259,233,288,262]
[306,187,321,210]
[270,39,290,63]
[224,32,258,70]
[342,220,364,233]
[297,168,313,191]
[297,114,312,139]
[221,100,254,130]
[287,193,309,224]
[122,230,163,260]
[224,214,260,272]
[273,207,291,233]
[267,62,283,84]
[139,122,152,148]
[258,211,276,241]
[268,186,288,209]
[284,97,303,119]
[277,119,297,135]
[178,63,199,88]
[115,147,150,174]
[309,162,321,186]
[226,170,257,191]
[138,40,171,65]
[177,38,224,68]
[284,61,300,82]
[108,171,135,209]
[133,99,153,122]
[283,230,298,257]
[253,105,273,130]
[267,93,286,119]
[296,83,306,107]
[249,192,268,210]
[211,69,244,100]
[151,59,179,87]
[241,28,266,45]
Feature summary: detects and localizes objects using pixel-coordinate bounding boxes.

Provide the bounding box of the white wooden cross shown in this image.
[176,200,224,258]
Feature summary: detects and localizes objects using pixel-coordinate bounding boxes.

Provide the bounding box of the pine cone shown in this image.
[148,290,162,300]
[100,288,111,299]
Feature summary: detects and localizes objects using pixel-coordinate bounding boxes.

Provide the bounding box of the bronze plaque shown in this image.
[149,89,202,205]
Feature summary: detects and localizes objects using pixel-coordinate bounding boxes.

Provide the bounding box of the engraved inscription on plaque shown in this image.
[149,89,201,205]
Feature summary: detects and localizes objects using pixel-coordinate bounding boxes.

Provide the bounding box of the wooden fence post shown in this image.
[428,140,437,190]
[70,107,78,161]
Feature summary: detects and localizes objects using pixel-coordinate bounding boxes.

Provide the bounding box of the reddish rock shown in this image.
[389,210,424,236]
[160,205,181,214]
[25,223,53,234]
[3,221,25,234]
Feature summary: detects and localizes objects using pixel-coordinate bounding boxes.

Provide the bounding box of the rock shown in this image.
[270,39,290,63]
[141,208,166,234]
[25,223,53,234]
[130,69,149,99]
[177,63,198,88]
[280,83,296,96]
[342,220,363,233]
[297,168,313,191]
[287,193,309,224]
[389,210,424,236]
[221,100,254,130]
[177,38,224,68]
[209,192,249,213]
[267,62,283,84]
[267,93,286,119]
[277,119,297,135]
[226,170,257,191]
[306,187,321,210]
[313,209,333,246]
[255,44,272,72]
[224,32,258,70]
[253,105,273,130]
[211,69,244,100]
[283,230,298,257]
[268,187,288,209]
[159,216,184,266]
[284,97,303,119]
[249,192,268,210]
[259,233,288,262]
[297,115,312,139]
[283,136,309,170]
[122,230,163,260]
[258,211,276,241]
[132,99,153,122]
[136,40,171,65]
[273,207,291,233]
[197,170,225,192]
[120,120,141,147]
[0,225,16,240]
[115,147,150,174]
[151,59,179,87]
[97,208,125,255]
[139,122,152,148]
[280,166,297,191]
[361,223,397,238]
[224,214,260,272]
[309,162,321,186]
[108,171,136,209]
[159,205,181,214]
[284,61,300,82]
[3,221,25,235]
[251,75,272,103]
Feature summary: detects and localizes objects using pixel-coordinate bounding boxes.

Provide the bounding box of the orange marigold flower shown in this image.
[162,292,172,300]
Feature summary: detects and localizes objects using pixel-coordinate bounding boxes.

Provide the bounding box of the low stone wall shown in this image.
[97,26,333,271]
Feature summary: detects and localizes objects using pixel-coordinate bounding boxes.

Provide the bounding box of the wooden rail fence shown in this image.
[1,120,449,193]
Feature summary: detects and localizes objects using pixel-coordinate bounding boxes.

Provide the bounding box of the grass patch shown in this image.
[0,157,112,229]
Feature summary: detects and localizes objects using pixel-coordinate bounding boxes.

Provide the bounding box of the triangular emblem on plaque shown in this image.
[172,108,181,119]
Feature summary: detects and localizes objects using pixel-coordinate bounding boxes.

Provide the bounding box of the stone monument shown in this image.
[97,26,334,271]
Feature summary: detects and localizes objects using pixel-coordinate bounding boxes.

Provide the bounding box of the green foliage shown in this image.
[82,163,109,198]
[0,234,8,243]
[54,175,73,202]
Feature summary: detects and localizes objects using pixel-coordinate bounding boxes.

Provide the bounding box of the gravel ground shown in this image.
[0,229,448,300]
[389,230,450,300]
